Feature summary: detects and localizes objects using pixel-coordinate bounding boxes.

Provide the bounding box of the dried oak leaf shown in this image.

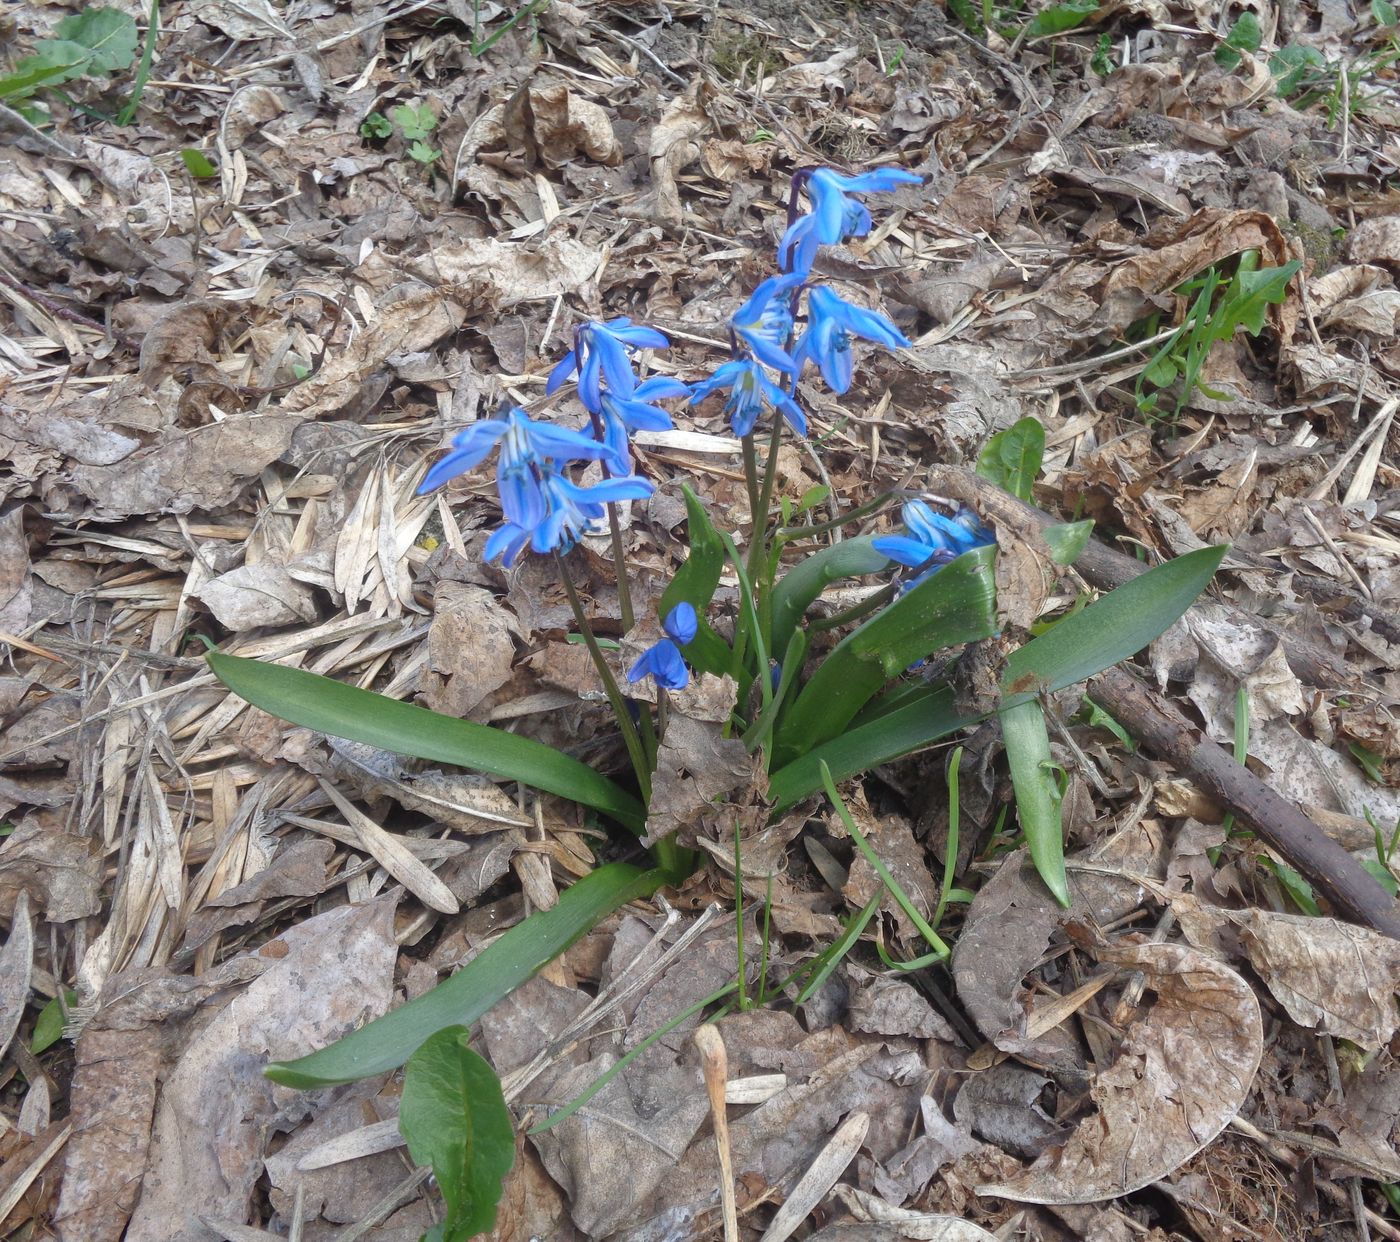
[977,940,1262,1204]
[503,82,622,168]
[419,582,521,721]
[1172,897,1400,1051]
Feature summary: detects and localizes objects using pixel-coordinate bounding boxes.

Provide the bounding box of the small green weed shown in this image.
[1133,249,1301,421]
[360,102,442,167]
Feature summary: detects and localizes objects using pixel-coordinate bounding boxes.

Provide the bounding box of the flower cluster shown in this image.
[873,500,997,591]
[547,318,689,470]
[418,406,654,567]
[690,165,920,439]
[627,602,697,691]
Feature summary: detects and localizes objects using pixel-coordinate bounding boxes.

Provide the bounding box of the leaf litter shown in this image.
[3,0,1400,1236]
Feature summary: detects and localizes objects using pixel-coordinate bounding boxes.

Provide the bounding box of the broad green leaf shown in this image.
[976,417,1044,501]
[401,1028,515,1240]
[1215,11,1261,68]
[999,545,1227,707]
[773,544,997,764]
[1271,45,1326,94]
[49,8,139,73]
[1043,519,1093,566]
[390,102,437,139]
[770,545,1226,808]
[1027,0,1099,37]
[1361,857,1399,898]
[0,44,95,100]
[207,650,645,832]
[1214,259,1301,338]
[1374,0,1398,27]
[1000,698,1069,906]
[267,862,665,1087]
[179,148,218,178]
[769,534,890,656]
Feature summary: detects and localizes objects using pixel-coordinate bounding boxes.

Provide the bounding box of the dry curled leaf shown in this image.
[977,940,1262,1204]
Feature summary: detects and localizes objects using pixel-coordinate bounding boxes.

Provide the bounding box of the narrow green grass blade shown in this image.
[207,650,645,832]
[266,862,665,1087]
[1000,698,1069,906]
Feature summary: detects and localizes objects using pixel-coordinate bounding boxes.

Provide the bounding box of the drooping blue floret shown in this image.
[597,376,690,468]
[690,358,807,438]
[778,167,922,276]
[791,286,910,395]
[873,499,996,590]
[662,601,697,645]
[418,406,618,495]
[546,318,670,413]
[732,274,802,374]
[627,637,689,690]
[486,467,653,567]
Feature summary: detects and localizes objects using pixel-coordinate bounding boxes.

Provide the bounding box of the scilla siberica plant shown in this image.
[205,162,1225,1235]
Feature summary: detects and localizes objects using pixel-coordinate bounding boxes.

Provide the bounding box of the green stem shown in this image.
[741,433,762,539]
[734,820,748,1011]
[775,490,900,542]
[116,0,160,127]
[607,505,635,633]
[554,552,652,805]
[807,582,900,633]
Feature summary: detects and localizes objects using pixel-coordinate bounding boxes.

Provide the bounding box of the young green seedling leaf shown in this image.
[401,1028,515,1241]
[976,417,1045,502]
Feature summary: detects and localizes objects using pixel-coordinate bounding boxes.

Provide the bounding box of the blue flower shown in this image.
[627,602,698,691]
[792,286,910,395]
[597,376,690,468]
[418,406,617,495]
[873,500,995,590]
[690,358,807,438]
[546,318,670,414]
[486,466,654,567]
[732,274,802,374]
[779,167,922,276]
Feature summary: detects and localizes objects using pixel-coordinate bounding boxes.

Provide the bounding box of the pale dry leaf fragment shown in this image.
[517,83,622,167]
[124,899,399,1242]
[760,1110,870,1242]
[0,507,33,634]
[1346,216,1400,268]
[281,289,468,420]
[0,890,33,1063]
[977,941,1263,1204]
[642,82,712,224]
[847,966,955,1041]
[409,235,601,310]
[420,582,520,721]
[193,561,319,630]
[0,817,103,922]
[831,1184,999,1240]
[1173,897,1400,1051]
[644,707,760,849]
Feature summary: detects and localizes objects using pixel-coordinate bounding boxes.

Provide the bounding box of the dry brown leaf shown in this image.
[1173,897,1400,1051]
[0,815,104,922]
[193,561,319,630]
[123,899,399,1240]
[0,890,33,1064]
[641,82,712,224]
[977,940,1262,1204]
[420,582,521,720]
[410,235,601,312]
[504,82,622,169]
[1346,216,1400,268]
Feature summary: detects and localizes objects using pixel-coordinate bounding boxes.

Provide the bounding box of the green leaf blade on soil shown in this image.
[206,650,646,833]
[401,1028,516,1240]
[975,417,1045,501]
[1000,697,1069,906]
[266,862,666,1087]
[49,8,139,74]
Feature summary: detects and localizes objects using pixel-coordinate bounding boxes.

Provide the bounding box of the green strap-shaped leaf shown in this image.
[770,545,1226,808]
[267,862,666,1087]
[401,1028,516,1240]
[768,534,891,657]
[1000,697,1069,906]
[773,544,998,764]
[207,650,645,832]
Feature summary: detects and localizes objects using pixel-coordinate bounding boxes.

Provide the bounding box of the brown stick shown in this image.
[1088,664,1400,939]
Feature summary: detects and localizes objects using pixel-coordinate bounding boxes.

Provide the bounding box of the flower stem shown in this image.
[807,581,900,632]
[554,551,652,805]
[741,432,762,540]
[607,505,635,632]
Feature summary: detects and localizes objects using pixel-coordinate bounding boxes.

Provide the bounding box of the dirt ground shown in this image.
[2,0,1400,1238]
